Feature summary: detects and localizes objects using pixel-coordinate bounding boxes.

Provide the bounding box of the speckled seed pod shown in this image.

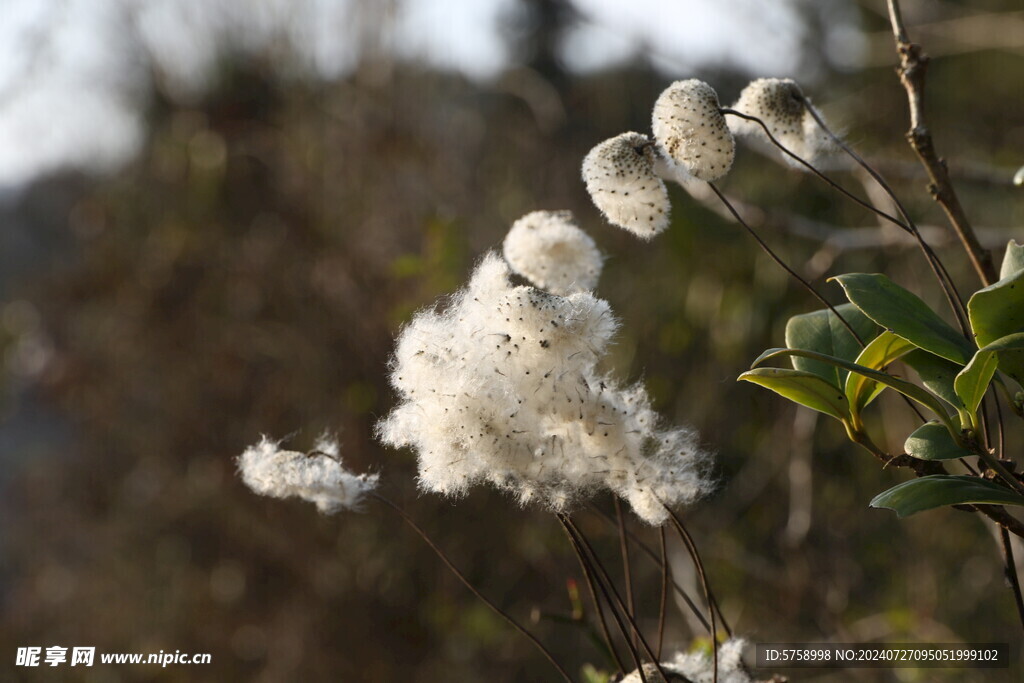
[734,78,804,139]
[651,79,734,182]
[502,210,602,295]
[729,78,832,166]
[581,132,670,239]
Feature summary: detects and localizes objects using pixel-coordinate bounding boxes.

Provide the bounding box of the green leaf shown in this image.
[870,475,1024,517]
[831,273,973,365]
[738,368,850,421]
[1000,240,1024,280]
[968,269,1024,384]
[983,332,1024,353]
[904,422,972,461]
[954,351,1000,418]
[845,331,917,414]
[954,334,1024,422]
[904,350,961,409]
[752,347,956,434]
[784,303,878,388]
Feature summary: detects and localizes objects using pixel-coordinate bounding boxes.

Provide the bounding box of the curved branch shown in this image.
[886,0,997,285]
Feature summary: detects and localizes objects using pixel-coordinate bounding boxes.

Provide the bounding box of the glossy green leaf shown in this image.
[738,368,850,421]
[752,347,957,434]
[954,351,999,418]
[954,334,1024,420]
[904,422,972,461]
[784,303,877,388]
[832,273,973,365]
[904,350,961,409]
[1001,240,1024,280]
[870,475,1024,518]
[845,331,917,414]
[968,269,1024,384]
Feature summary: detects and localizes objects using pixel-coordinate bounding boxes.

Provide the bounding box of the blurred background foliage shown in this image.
[1,0,1023,681]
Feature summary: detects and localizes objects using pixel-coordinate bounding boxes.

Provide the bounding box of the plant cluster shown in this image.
[234,3,1024,680]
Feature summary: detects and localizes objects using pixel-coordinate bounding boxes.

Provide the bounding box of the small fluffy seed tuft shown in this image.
[237,436,378,513]
[502,210,602,295]
[620,638,753,683]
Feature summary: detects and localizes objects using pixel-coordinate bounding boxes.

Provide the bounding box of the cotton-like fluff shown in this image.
[502,210,602,295]
[621,639,753,683]
[729,78,833,167]
[651,80,734,182]
[237,435,378,513]
[581,132,671,239]
[378,252,711,525]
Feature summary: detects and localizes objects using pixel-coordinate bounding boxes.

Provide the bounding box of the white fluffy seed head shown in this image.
[651,79,735,182]
[581,131,671,239]
[378,252,712,524]
[237,436,378,513]
[502,210,603,295]
[729,78,833,167]
[621,639,752,683]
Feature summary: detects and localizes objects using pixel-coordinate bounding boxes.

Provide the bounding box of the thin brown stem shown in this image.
[848,433,1024,538]
[850,428,944,474]
[613,497,638,653]
[856,426,1022,495]
[727,104,969,333]
[999,526,1024,632]
[885,0,997,286]
[798,102,970,333]
[705,149,949,429]
[587,503,713,633]
[975,448,1024,497]
[372,495,573,683]
[976,505,1024,540]
[560,515,649,681]
[557,516,626,676]
[707,181,863,346]
[657,526,670,660]
[721,108,908,231]
[994,391,1006,460]
[564,516,668,680]
[663,507,719,683]
[996,380,1024,419]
